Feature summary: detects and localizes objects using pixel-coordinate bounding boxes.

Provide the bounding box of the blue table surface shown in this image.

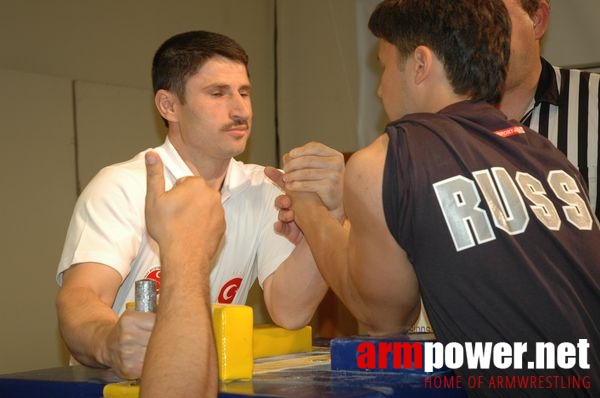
[0,337,468,397]
[0,364,467,398]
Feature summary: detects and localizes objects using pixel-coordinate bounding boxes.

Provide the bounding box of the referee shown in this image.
[500,0,600,219]
[522,59,599,219]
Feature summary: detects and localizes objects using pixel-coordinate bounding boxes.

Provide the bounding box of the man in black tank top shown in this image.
[266,0,600,396]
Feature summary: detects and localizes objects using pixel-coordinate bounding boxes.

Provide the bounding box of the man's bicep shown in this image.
[59,262,122,308]
[344,139,420,333]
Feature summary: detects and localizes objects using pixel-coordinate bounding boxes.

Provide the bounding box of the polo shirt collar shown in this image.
[154,137,250,202]
[533,57,559,106]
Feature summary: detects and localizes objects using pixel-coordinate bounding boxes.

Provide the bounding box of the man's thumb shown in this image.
[145,151,165,201]
[264,166,285,190]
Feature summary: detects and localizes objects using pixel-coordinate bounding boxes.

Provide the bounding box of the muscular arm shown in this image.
[141,242,217,398]
[262,145,344,329]
[343,136,420,334]
[140,151,222,397]
[262,238,329,329]
[290,137,420,335]
[56,262,154,379]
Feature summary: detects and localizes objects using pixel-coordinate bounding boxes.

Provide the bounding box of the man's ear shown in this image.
[154,89,178,124]
[532,0,550,40]
[412,46,433,86]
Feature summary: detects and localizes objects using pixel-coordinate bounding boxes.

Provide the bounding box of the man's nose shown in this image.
[230,92,251,120]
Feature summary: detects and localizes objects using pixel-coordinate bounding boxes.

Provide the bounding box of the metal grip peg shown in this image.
[135,279,157,313]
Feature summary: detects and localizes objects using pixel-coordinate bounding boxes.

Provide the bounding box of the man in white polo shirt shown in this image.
[55,30,333,380]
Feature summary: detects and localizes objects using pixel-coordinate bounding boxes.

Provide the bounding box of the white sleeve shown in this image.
[56,164,146,285]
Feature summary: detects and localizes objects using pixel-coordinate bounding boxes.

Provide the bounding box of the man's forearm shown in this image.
[291,198,370,324]
[264,238,329,330]
[140,249,217,397]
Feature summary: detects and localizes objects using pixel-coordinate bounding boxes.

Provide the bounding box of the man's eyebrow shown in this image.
[203,83,252,91]
[204,83,229,90]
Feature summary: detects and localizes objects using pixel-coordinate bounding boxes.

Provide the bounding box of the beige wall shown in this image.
[542,0,600,70]
[0,0,598,375]
[276,0,361,154]
[1,69,76,374]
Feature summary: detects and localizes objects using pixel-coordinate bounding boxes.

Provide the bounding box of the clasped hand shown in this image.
[265,142,345,242]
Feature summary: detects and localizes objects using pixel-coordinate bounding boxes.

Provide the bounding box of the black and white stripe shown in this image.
[523,63,600,219]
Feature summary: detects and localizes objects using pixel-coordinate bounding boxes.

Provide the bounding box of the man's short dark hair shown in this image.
[368,0,511,105]
[152,30,249,103]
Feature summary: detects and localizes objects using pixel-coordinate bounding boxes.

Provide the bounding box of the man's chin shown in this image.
[229,141,249,159]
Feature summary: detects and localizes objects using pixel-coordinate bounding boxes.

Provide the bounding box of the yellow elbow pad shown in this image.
[212,304,254,382]
[253,324,312,358]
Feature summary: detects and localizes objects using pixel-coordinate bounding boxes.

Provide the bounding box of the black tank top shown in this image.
[383,100,600,397]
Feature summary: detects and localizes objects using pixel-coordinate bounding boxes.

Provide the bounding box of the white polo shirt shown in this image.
[57,138,294,315]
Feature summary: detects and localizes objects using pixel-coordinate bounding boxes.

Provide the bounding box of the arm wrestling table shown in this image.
[0,346,467,398]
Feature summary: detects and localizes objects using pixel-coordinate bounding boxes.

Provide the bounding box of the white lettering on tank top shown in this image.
[433,168,593,252]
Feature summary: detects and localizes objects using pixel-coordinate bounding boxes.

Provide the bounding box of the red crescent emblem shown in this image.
[145,269,161,294]
[218,278,243,304]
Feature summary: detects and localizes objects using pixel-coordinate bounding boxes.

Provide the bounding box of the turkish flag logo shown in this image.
[218,278,242,304]
[145,268,161,294]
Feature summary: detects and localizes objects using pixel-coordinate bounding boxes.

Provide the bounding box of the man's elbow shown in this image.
[361,301,421,337]
[268,308,313,331]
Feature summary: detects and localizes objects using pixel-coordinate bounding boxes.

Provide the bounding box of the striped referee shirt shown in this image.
[522,58,600,219]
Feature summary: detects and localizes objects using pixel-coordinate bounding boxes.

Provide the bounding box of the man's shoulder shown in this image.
[229,159,274,186]
[231,158,266,174]
[387,101,494,130]
[80,151,147,198]
[548,58,600,87]
[555,62,600,77]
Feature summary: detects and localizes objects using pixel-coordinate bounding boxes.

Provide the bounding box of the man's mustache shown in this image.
[223,117,249,130]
